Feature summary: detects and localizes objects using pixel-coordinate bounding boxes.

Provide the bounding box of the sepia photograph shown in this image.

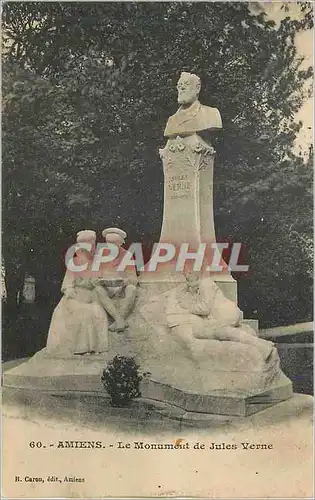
[1,1,314,498]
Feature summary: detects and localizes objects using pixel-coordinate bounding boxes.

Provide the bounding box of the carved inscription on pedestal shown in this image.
[169,175,191,200]
[159,134,215,245]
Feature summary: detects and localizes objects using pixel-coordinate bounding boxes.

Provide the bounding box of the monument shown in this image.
[3,72,293,418]
[141,72,237,302]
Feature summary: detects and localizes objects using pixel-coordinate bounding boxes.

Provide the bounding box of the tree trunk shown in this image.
[4,264,25,311]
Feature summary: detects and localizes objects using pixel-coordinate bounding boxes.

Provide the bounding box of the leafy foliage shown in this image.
[2,2,313,326]
[101,355,142,407]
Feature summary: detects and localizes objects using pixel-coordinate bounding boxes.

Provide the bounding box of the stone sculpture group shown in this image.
[4,72,293,416]
[47,228,138,355]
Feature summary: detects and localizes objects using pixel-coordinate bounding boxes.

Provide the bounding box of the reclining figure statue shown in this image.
[166,272,275,361]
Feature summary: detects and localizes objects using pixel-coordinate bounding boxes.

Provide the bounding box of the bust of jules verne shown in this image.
[164,72,222,138]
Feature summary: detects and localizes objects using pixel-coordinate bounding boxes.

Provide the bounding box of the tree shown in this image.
[2,60,93,307]
[2,2,313,325]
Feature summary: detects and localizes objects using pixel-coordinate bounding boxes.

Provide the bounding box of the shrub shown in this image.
[101,355,142,407]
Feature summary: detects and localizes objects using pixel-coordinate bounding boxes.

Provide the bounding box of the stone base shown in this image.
[141,376,293,417]
[213,273,238,303]
[1,381,312,430]
[3,351,293,417]
[243,318,259,333]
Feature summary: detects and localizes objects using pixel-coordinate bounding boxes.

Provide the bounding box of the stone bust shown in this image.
[164,72,222,138]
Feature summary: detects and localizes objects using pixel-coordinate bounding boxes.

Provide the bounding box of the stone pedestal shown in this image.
[159,134,216,246]
[2,347,293,418]
[141,133,237,302]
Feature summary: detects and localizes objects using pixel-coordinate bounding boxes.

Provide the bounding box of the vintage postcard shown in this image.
[1,1,313,498]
